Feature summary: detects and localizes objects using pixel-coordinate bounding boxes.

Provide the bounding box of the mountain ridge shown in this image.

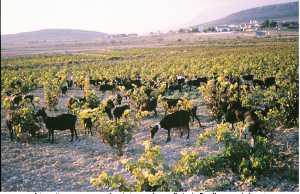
[1,29,110,44]
[199,1,299,27]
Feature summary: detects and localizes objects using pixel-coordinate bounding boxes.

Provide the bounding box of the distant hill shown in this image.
[200,1,299,27]
[1,29,110,45]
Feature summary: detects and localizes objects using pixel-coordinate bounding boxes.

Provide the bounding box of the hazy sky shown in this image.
[1,0,297,35]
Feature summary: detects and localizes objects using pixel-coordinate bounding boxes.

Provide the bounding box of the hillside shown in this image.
[1,29,110,45]
[201,1,299,26]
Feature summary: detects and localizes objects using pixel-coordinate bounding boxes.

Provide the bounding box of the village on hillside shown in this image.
[113,19,299,38]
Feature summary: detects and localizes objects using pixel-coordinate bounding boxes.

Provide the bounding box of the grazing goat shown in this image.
[144,87,154,98]
[253,79,265,88]
[37,108,78,143]
[242,74,254,82]
[187,77,208,91]
[6,116,15,141]
[11,94,23,107]
[176,75,186,85]
[161,97,182,115]
[61,85,68,96]
[23,94,34,102]
[167,82,182,93]
[10,80,22,89]
[83,117,93,136]
[189,106,202,128]
[140,97,158,116]
[99,83,115,92]
[90,79,100,86]
[112,105,130,120]
[9,93,34,107]
[104,99,115,120]
[115,93,123,105]
[224,101,266,142]
[264,77,276,88]
[67,80,73,88]
[151,110,190,142]
[67,96,86,110]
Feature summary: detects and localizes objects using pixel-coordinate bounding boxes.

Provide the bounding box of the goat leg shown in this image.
[51,130,54,143]
[9,127,14,141]
[194,114,202,128]
[48,130,51,142]
[74,128,78,140]
[186,125,190,139]
[166,129,171,142]
[180,128,183,137]
[90,127,93,136]
[70,129,74,142]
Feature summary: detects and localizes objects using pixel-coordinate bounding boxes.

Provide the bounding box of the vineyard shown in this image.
[1,37,299,191]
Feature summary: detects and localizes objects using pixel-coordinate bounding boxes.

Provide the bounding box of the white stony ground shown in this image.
[1,88,298,191]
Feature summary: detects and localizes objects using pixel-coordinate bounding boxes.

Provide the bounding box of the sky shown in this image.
[1,0,298,35]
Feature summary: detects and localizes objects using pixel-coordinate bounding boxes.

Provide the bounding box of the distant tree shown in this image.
[270,21,277,28]
[282,21,298,29]
[262,20,277,28]
[262,19,270,28]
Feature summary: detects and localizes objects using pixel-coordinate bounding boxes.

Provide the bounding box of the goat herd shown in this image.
[5,73,278,145]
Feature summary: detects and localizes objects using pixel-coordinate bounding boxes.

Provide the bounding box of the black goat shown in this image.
[167,83,182,93]
[67,80,73,88]
[131,79,142,88]
[61,85,68,96]
[264,77,276,88]
[144,87,154,98]
[67,96,86,110]
[242,74,254,82]
[74,81,83,90]
[176,75,185,85]
[90,79,100,86]
[189,106,202,128]
[11,94,23,106]
[253,79,264,88]
[161,97,182,115]
[151,110,191,142]
[224,101,266,141]
[99,83,115,92]
[6,116,15,141]
[115,93,123,105]
[10,80,22,89]
[104,99,115,120]
[140,97,158,116]
[37,108,78,143]
[112,105,130,120]
[83,117,93,136]
[23,94,34,102]
[224,101,245,129]
[9,93,34,108]
[187,77,208,91]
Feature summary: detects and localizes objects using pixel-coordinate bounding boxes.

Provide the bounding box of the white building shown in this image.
[215,25,231,32]
[197,25,204,32]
